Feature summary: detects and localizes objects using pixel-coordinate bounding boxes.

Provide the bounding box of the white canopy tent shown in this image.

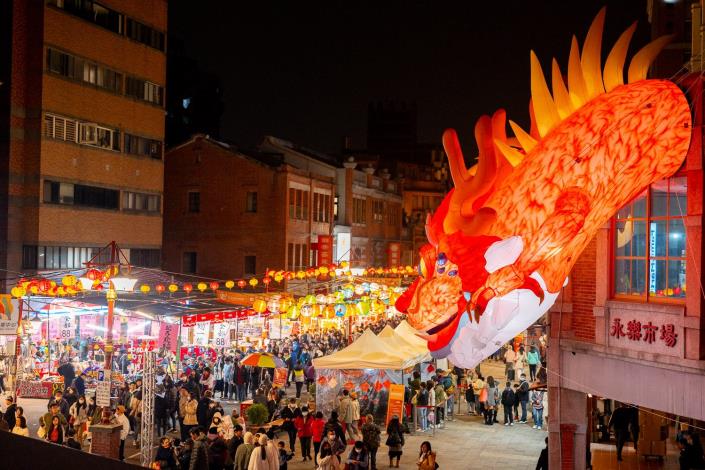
[377,324,431,365]
[393,320,429,351]
[313,328,422,370]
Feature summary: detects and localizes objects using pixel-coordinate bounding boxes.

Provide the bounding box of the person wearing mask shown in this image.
[280,398,299,454]
[483,376,500,425]
[189,426,210,470]
[315,440,337,470]
[207,426,228,469]
[385,415,404,468]
[178,387,191,441]
[12,416,29,436]
[531,389,545,430]
[416,441,436,470]
[325,411,345,444]
[294,405,314,461]
[4,395,17,430]
[503,345,517,382]
[115,405,130,461]
[311,411,327,466]
[234,431,256,470]
[517,374,530,423]
[69,395,89,443]
[183,391,199,440]
[222,358,234,401]
[200,367,215,394]
[293,363,305,399]
[47,390,70,421]
[501,381,516,426]
[228,424,245,469]
[154,436,178,470]
[361,414,381,470]
[514,345,527,378]
[338,390,354,439]
[39,403,67,439]
[323,429,346,468]
[527,346,541,382]
[197,390,213,429]
[73,373,87,396]
[346,440,369,470]
[472,375,485,417]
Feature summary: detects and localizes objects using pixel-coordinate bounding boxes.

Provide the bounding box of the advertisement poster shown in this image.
[193,322,210,346]
[268,320,292,340]
[158,322,179,353]
[60,315,75,341]
[273,368,288,387]
[385,384,405,426]
[0,295,20,335]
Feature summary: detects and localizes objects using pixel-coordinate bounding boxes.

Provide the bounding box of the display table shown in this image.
[16,379,63,398]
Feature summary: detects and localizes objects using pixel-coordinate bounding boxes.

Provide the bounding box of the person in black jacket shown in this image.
[57,361,75,392]
[73,373,86,396]
[536,437,548,470]
[500,382,515,426]
[4,396,17,429]
[608,404,632,461]
[280,398,299,454]
[227,424,244,467]
[197,391,213,429]
[47,390,70,421]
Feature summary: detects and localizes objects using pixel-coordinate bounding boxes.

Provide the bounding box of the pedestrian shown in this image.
[12,415,29,436]
[483,376,499,425]
[503,345,517,382]
[295,405,314,461]
[248,434,279,470]
[527,346,541,382]
[4,395,17,429]
[316,440,338,470]
[416,441,437,470]
[48,390,70,420]
[115,405,130,461]
[349,392,361,440]
[338,389,354,442]
[293,362,305,398]
[414,384,430,431]
[361,414,381,470]
[514,345,527,378]
[326,412,345,444]
[189,426,210,470]
[322,428,346,468]
[207,426,228,470]
[277,441,293,470]
[346,440,369,470]
[531,389,545,430]
[472,375,485,417]
[433,379,447,425]
[154,436,178,470]
[69,395,89,442]
[512,383,520,421]
[183,391,199,440]
[608,403,632,461]
[281,398,299,454]
[228,424,245,468]
[310,411,326,466]
[234,432,256,470]
[197,390,213,429]
[536,437,548,470]
[517,374,530,423]
[501,381,515,426]
[65,427,82,449]
[39,403,67,440]
[385,415,404,468]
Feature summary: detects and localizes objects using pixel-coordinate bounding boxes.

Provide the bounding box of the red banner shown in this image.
[158,322,179,353]
[317,235,333,266]
[181,309,262,327]
[387,242,400,268]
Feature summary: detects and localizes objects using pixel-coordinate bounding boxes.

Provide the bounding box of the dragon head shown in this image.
[396,8,692,368]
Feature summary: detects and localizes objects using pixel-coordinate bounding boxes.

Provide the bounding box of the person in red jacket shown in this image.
[294,405,314,462]
[311,411,326,466]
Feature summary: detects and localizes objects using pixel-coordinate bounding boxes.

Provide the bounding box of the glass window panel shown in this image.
[615,221,630,257]
[632,259,646,296]
[614,258,630,295]
[667,259,686,297]
[52,247,60,269]
[633,221,647,257]
[650,181,668,217]
[649,259,667,296]
[632,191,647,218]
[668,219,686,257]
[38,246,45,269]
[669,176,687,217]
[648,220,667,257]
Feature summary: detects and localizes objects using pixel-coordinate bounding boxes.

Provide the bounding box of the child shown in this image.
[278,440,293,470]
[512,383,520,421]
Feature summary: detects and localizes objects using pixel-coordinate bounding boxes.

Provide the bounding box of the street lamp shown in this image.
[101,283,118,422]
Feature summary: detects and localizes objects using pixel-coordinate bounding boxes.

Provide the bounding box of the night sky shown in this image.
[169,1,650,155]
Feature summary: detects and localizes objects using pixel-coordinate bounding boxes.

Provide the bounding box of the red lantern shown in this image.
[39,279,51,292]
[286,272,295,281]
[209,281,219,291]
[94,284,104,291]
[86,269,100,281]
[237,280,246,289]
[262,276,271,286]
[183,283,193,294]
[155,284,165,294]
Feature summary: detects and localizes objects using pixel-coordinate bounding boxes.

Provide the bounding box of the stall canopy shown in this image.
[394,320,429,351]
[313,329,418,370]
[377,324,431,365]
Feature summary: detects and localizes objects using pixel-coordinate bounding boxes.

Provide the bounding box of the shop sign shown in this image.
[317,235,333,265]
[16,380,53,399]
[268,320,292,340]
[158,323,178,353]
[95,381,111,407]
[0,295,20,335]
[610,318,678,347]
[387,242,400,268]
[182,309,262,327]
[239,325,262,338]
[385,383,405,426]
[193,322,210,346]
[60,316,75,340]
[607,306,683,357]
[213,323,230,348]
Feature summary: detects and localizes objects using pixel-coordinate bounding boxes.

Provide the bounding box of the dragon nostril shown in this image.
[437,266,446,274]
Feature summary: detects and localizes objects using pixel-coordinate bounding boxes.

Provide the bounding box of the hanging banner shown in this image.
[317,235,333,266]
[387,242,401,268]
[213,323,230,348]
[193,322,210,346]
[60,315,75,341]
[385,383,405,426]
[268,319,292,340]
[420,362,436,382]
[273,368,288,388]
[0,295,20,335]
[158,322,178,353]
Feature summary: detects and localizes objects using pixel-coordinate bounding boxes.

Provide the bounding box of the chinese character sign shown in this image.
[609,317,678,349]
[158,322,178,353]
[317,235,333,266]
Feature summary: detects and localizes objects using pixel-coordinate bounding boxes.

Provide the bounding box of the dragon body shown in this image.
[395,9,692,368]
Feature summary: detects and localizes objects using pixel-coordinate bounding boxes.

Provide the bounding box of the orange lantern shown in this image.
[262,276,271,286]
[209,281,219,291]
[252,299,267,313]
[237,280,247,289]
[183,283,193,294]
[155,284,165,294]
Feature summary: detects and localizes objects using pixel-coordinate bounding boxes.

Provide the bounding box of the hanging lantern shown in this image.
[262,276,272,286]
[61,275,76,287]
[168,284,178,293]
[225,280,235,290]
[29,284,39,295]
[252,299,267,314]
[267,269,276,277]
[310,304,321,318]
[249,278,258,288]
[301,304,312,318]
[295,271,305,280]
[306,268,315,278]
[315,294,327,305]
[267,298,281,314]
[339,261,349,269]
[140,284,150,294]
[334,303,346,317]
[357,300,370,315]
[324,305,335,319]
[197,282,207,292]
[279,297,292,313]
[183,283,193,294]
[86,269,100,281]
[38,279,51,292]
[94,284,104,291]
[155,284,165,294]
[304,294,316,305]
[329,270,337,278]
[287,305,299,320]
[319,266,329,275]
[209,281,219,291]
[274,273,284,283]
[345,304,355,317]
[237,279,247,289]
[11,286,25,298]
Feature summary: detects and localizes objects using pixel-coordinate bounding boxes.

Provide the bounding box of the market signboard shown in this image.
[385,383,405,426]
[193,322,210,346]
[213,323,230,348]
[60,315,75,340]
[95,381,111,407]
[0,295,20,335]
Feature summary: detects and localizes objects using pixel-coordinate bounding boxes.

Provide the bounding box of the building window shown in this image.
[246,192,258,213]
[46,48,123,94]
[43,180,119,210]
[182,252,197,274]
[244,255,257,277]
[388,204,399,226]
[188,191,200,213]
[372,199,384,223]
[313,192,331,223]
[287,243,308,270]
[24,245,98,270]
[613,176,687,301]
[44,114,78,143]
[79,122,120,151]
[126,18,165,51]
[130,249,160,268]
[122,191,160,213]
[126,76,164,106]
[288,188,309,220]
[353,197,367,225]
[49,0,124,35]
[125,134,162,159]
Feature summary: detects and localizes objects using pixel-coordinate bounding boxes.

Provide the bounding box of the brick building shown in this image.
[335,157,411,268]
[0,0,167,289]
[549,4,705,467]
[162,135,336,279]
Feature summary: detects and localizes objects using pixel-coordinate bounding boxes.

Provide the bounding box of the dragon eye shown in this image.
[437,252,447,266]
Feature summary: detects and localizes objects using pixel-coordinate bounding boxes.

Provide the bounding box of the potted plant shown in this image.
[246,403,269,426]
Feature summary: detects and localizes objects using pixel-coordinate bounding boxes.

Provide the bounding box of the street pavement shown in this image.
[11,359,549,468]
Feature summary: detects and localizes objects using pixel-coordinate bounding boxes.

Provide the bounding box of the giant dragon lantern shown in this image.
[395,9,692,368]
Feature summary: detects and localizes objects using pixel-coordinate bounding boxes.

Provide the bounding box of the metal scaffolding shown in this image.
[140,351,156,466]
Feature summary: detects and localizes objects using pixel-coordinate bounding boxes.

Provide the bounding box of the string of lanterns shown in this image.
[11,262,416,299]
